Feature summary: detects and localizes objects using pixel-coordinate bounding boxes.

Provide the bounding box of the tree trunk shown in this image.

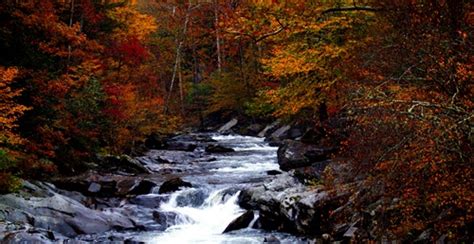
[164,2,191,113]
[214,0,222,74]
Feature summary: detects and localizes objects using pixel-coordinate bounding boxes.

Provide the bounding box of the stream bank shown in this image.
[1,117,440,243]
[0,123,313,243]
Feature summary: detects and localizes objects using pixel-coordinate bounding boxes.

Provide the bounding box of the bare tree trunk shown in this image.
[67,0,75,67]
[178,60,185,115]
[164,2,191,113]
[214,0,222,74]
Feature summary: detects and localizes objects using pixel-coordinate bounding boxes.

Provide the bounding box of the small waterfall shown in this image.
[149,188,245,243]
[138,134,299,243]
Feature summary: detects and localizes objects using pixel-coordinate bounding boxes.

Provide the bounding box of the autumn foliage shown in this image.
[0,1,177,177]
[0,0,472,240]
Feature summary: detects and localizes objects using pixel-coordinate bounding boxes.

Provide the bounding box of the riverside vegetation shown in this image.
[0,0,472,242]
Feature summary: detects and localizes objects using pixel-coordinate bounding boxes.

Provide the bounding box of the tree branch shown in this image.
[321,6,382,15]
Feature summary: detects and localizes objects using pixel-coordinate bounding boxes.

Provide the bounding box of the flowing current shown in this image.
[134,134,301,243]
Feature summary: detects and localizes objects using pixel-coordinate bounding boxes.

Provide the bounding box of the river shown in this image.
[130,134,302,243]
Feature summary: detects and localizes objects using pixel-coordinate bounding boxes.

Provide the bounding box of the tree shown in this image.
[0,67,29,193]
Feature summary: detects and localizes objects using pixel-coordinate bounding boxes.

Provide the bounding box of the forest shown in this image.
[0,0,472,242]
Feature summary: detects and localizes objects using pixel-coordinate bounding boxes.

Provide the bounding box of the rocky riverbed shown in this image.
[0,119,364,243]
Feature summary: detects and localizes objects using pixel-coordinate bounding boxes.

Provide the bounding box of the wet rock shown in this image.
[152,211,178,229]
[127,180,157,195]
[139,150,199,166]
[170,133,216,143]
[267,170,282,175]
[88,182,101,193]
[277,140,334,171]
[144,133,168,149]
[268,141,282,147]
[217,118,238,133]
[263,235,281,243]
[223,210,254,233]
[158,178,192,194]
[166,142,197,152]
[205,144,235,153]
[175,189,206,207]
[129,195,168,208]
[124,239,146,244]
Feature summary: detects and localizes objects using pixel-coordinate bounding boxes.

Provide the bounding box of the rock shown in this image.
[0,181,136,238]
[267,170,282,175]
[129,195,168,208]
[166,142,197,152]
[127,180,157,195]
[223,210,254,233]
[277,140,334,171]
[124,239,145,244]
[288,127,304,139]
[263,235,281,243]
[52,173,119,198]
[205,144,235,153]
[242,124,264,136]
[152,211,178,229]
[138,150,199,166]
[343,226,359,238]
[237,173,351,236]
[87,182,101,193]
[2,229,60,243]
[293,160,331,183]
[258,120,281,138]
[175,189,206,207]
[217,118,238,133]
[144,133,168,149]
[158,178,192,194]
[270,125,291,140]
[97,155,151,175]
[300,128,325,144]
[415,229,432,243]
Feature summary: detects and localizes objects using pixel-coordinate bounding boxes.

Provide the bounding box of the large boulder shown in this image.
[0,181,135,238]
[238,174,349,236]
[158,178,192,194]
[277,140,335,171]
[223,210,254,233]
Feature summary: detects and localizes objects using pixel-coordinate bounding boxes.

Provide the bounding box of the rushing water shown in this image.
[135,134,301,243]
